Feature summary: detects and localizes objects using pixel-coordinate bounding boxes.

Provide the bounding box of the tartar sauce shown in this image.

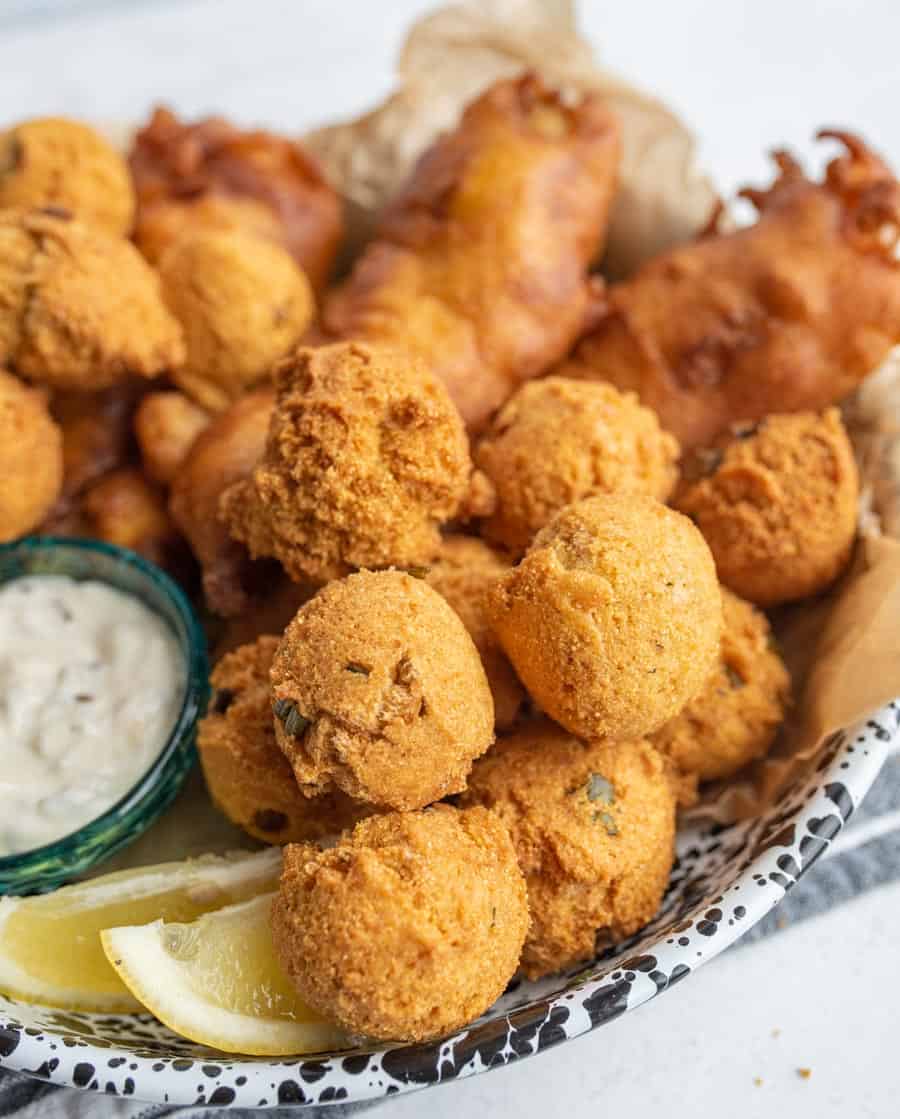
[0,576,185,857]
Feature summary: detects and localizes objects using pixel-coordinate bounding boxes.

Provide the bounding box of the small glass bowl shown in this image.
[0,537,209,895]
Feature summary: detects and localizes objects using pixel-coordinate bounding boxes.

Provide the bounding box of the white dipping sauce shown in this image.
[0,576,185,857]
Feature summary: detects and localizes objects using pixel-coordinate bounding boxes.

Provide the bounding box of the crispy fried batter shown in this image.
[476,377,680,554]
[271,805,528,1041]
[169,388,274,616]
[0,208,184,390]
[158,229,314,411]
[461,720,676,979]
[0,117,135,236]
[323,74,620,431]
[675,410,859,606]
[425,535,525,730]
[129,106,343,291]
[80,466,185,570]
[220,342,475,584]
[652,589,790,803]
[198,636,371,845]
[0,368,62,541]
[270,569,494,809]
[50,382,143,502]
[134,390,210,486]
[488,495,722,740]
[561,132,900,449]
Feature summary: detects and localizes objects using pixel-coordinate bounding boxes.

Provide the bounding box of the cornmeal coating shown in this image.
[560,132,900,450]
[158,229,314,411]
[0,369,63,541]
[652,589,790,804]
[80,467,185,573]
[0,209,184,390]
[130,107,343,291]
[134,391,209,486]
[169,388,274,616]
[0,117,135,236]
[270,569,494,810]
[271,805,528,1041]
[198,636,370,845]
[460,720,676,979]
[221,342,474,584]
[476,377,680,554]
[675,410,858,606]
[425,535,525,730]
[488,495,722,740]
[323,74,620,431]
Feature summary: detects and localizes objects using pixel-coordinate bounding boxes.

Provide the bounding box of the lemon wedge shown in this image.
[101,893,348,1055]
[0,847,281,1013]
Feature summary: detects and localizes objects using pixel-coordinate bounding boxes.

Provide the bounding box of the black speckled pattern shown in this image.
[0,702,895,1109]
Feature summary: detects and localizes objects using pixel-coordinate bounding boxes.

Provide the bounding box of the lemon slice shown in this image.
[0,847,281,1013]
[101,893,348,1055]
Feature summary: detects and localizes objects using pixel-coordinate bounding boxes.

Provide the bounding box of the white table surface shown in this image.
[1,2,897,1115]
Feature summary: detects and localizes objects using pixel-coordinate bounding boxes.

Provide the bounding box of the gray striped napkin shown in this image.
[1,742,896,1118]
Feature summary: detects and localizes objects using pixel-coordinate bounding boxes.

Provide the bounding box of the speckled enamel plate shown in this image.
[0,702,895,1109]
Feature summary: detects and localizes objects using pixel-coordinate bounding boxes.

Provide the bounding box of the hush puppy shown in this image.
[675,410,859,606]
[221,342,474,584]
[0,117,135,236]
[271,805,528,1042]
[0,369,63,541]
[198,636,370,845]
[134,391,210,486]
[425,535,525,730]
[158,229,315,411]
[488,495,722,740]
[0,208,184,390]
[461,720,676,979]
[652,589,790,803]
[270,569,494,810]
[476,377,680,554]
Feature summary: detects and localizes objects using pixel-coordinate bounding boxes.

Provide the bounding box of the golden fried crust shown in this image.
[425,535,525,730]
[0,368,62,541]
[158,229,314,411]
[476,377,680,554]
[79,466,184,571]
[0,118,135,236]
[198,636,371,845]
[129,107,343,292]
[561,133,900,450]
[270,569,495,810]
[220,342,474,584]
[271,805,528,1041]
[50,382,143,502]
[169,388,274,616]
[133,390,210,487]
[0,209,184,390]
[651,589,790,801]
[488,495,722,740]
[460,721,676,979]
[675,410,859,607]
[323,74,620,431]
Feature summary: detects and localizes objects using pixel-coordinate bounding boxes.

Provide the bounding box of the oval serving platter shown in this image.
[0,701,895,1109]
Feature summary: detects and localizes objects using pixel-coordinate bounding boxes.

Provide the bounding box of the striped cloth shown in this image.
[1,742,896,1118]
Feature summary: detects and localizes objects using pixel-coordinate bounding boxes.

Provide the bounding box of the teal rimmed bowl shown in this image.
[0,537,209,895]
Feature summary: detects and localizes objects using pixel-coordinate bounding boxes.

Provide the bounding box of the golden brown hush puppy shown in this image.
[0,369,63,541]
[198,636,371,845]
[271,805,528,1042]
[134,391,210,486]
[488,495,722,741]
[476,377,680,554]
[675,410,859,606]
[221,342,475,585]
[461,720,676,979]
[0,117,135,236]
[652,589,790,804]
[270,569,494,810]
[158,229,315,411]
